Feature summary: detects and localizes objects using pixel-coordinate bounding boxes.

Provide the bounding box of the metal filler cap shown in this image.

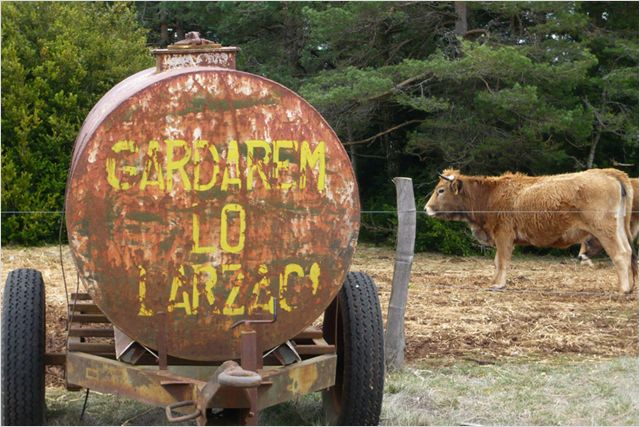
[66,35,360,361]
[153,31,240,72]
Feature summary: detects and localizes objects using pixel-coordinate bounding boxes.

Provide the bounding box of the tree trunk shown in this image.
[384,178,416,371]
[176,24,185,42]
[384,109,401,179]
[160,23,169,47]
[349,144,358,178]
[587,128,601,169]
[454,2,468,35]
[159,4,169,47]
[385,138,401,179]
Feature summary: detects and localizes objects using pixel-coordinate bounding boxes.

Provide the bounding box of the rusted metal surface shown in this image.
[157,311,169,370]
[154,47,239,72]
[295,326,323,340]
[44,353,66,366]
[65,352,336,414]
[292,343,335,355]
[257,354,337,410]
[239,328,259,425]
[169,32,221,48]
[68,327,114,337]
[155,32,237,72]
[69,313,110,323]
[67,302,102,313]
[66,51,359,361]
[66,352,198,407]
[67,342,114,353]
[165,400,200,423]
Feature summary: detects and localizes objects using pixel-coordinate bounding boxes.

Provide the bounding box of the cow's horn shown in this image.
[438,173,454,182]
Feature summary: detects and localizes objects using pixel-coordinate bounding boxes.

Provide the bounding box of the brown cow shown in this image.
[578,178,639,266]
[425,168,636,293]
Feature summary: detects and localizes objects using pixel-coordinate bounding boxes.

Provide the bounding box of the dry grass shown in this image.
[2,244,638,425]
[1,244,638,383]
[351,245,638,363]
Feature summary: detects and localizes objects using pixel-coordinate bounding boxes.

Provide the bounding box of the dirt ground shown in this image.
[1,244,638,387]
[351,246,638,364]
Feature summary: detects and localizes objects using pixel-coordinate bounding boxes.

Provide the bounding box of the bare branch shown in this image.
[464,28,490,39]
[568,155,587,169]
[611,159,635,167]
[343,120,423,146]
[479,76,493,93]
[367,72,433,103]
[354,153,387,159]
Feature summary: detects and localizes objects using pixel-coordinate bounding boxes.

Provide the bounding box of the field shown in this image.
[1,244,638,425]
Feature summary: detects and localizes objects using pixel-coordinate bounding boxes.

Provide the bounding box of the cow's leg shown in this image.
[578,241,594,267]
[590,187,636,293]
[578,239,599,267]
[596,234,633,293]
[490,234,514,290]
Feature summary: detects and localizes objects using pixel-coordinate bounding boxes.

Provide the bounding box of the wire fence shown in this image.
[3,208,635,257]
[3,209,637,215]
[427,283,635,298]
[2,210,635,299]
[1,211,65,214]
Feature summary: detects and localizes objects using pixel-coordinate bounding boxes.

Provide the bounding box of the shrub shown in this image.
[1,2,153,245]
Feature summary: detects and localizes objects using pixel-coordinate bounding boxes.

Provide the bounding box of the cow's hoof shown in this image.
[580,259,594,268]
[488,285,506,292]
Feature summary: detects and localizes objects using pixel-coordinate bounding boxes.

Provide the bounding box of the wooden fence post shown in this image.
[384,177,416,371]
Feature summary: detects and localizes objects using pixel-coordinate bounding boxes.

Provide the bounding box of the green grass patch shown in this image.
[45,357,638,425]
[382,357,638,426]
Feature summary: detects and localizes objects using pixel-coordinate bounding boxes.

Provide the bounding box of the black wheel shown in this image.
[1,269,46,426]
[322,271,384,426]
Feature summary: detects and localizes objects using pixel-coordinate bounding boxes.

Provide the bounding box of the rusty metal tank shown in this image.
[65,36,360,361]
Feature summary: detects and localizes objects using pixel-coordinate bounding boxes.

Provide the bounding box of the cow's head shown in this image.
[425,169,466,219]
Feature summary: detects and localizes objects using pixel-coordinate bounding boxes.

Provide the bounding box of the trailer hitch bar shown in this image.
[164,360,263,424]
[218,366,262,388]
[165,400,200,423]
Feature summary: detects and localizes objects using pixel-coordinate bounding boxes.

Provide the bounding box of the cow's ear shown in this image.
[451,178,463,194]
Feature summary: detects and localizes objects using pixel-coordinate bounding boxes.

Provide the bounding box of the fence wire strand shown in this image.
[426,283,634,298]
[2,211,64,214]
[3,209,635,302]
[3,209,638,215]
[57,209,71,329]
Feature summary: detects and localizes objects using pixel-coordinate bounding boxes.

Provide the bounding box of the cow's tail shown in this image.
[611,170,637,283]
[632,179,639,281]
[609,169,634,246]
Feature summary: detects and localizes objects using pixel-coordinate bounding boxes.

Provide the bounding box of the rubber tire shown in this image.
[1,269,46,426]
[322,271,384,426]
